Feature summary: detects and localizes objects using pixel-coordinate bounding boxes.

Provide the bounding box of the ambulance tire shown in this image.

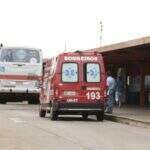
[96,111,104,121]
[82,113,88,120]
[39,106,46,117]
[50,110,58,121]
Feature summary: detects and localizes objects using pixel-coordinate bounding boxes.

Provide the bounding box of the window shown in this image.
[86,63,100,82]
[62,63,78,82]
[0,49,40,63]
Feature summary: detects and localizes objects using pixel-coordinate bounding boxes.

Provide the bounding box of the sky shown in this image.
[0,0,150,58]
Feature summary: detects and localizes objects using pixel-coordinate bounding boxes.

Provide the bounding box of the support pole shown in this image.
[125,64,128,104]
[140,64,145,106]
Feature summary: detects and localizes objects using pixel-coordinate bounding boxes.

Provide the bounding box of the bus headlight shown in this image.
[63,91,77,96]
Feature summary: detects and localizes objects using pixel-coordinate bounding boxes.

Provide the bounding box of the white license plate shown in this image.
[66,98,78,103]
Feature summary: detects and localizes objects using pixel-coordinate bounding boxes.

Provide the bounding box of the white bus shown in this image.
[0,47,42,104]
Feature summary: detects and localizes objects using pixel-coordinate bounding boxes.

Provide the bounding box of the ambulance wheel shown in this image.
[50,110,58,120]
[39,105,46,117]
[96,111,104,121]
[82,113,88,120]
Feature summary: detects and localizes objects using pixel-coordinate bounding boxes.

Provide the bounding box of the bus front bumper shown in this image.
[0,87,40,93]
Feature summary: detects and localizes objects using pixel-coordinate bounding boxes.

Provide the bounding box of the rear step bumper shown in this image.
[59,108,103,111]
[53,102,105,113]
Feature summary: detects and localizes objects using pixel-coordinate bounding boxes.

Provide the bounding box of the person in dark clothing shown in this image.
[115,76,125,107]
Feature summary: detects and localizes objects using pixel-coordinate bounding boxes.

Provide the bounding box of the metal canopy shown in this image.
[88,36,150,65]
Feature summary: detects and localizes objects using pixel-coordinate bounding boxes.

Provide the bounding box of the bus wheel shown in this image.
[96,111,104,121]
[39,105,46,117]
[0,98,6,104]
[0,101,6,104]
[28,94,39,104]
[29,98,38,104]
[82,113,88,120]
[29,100,34,104]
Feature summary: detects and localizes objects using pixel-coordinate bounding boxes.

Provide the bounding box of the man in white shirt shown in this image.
[105,71,116,114]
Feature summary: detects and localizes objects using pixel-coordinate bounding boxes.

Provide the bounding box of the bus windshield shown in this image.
[62,63,78,82]
[86,63,100,82]
[0,49,40,63]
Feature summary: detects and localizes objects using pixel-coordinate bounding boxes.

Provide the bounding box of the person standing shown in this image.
[105,72,116,114]
[115,76,125,107]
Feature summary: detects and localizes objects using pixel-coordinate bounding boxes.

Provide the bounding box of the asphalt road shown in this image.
[0,103,150,150]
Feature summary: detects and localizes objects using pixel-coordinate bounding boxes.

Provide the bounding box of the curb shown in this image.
[104,114,150,129]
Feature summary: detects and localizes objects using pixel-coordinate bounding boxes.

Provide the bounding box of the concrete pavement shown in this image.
[0,104,150,150]
[105,106,150,128]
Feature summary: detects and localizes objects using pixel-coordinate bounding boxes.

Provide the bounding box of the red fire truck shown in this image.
[39,51,107,121]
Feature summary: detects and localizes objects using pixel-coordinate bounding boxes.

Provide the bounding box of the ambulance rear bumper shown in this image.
[53,102,105,113]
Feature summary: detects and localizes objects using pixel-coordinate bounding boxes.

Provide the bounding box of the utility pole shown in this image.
[64,41,67,52]
[99,21,103,47]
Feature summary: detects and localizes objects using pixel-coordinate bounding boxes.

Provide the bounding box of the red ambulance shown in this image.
[39,51,107,121]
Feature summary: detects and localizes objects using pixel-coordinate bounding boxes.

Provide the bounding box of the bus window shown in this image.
[0,49,40,63]
[62,63,78,82]
[86,63,100,82]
